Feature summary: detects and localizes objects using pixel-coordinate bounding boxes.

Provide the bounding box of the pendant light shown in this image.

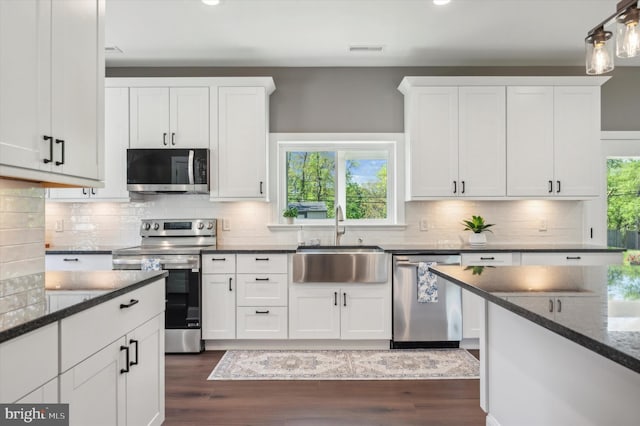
[585,0,639,74]
[585,28,614,75]
[616,6,640,58]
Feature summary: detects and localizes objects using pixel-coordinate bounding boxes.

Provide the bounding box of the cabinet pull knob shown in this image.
[255,310,270,314]
[549,299,554,313]
[556,299,562,313]
[171,132,176,145]
[63,258,79,262]
[228,277,233,292]
[55,139,65,166]
[120,345,130,374]
[255,277,270,281]
[259,181,264,195]
[556,180,561,193]
[548,180,553,193]
[255,257,270,261]
[129,339,139,367]
[343,292,347,307]
[163,133,168,145]
[119,299,139,309]
[461,180,466,194]
[210,257,226,261]
[566,256,581,260]
[453,180,457,194]
[480,257,495,260]
[334,291,338,306]
[43,135,53,163]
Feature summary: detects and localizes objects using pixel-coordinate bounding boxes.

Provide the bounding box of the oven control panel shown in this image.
[140,218,217,238]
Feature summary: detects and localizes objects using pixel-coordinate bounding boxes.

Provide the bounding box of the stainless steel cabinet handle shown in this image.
[259,181,264,195]
[334,291,338,306]
[171,132,176,145]
[566,256,581,260]
[453,181,457,194]
[163,133,167,146]
[461,180,466,194]
[480,257,495,260]
[43,135,53,163]
[228,277,233,291]
[548,180,553,193]
[549,299,554,313]
[255,310,270,314]
[556,180,561,193]
[255,277,270,281]
[210,257,226,261]
[255,257,270,261]
[343,292,347,307]
[557,299,562,313]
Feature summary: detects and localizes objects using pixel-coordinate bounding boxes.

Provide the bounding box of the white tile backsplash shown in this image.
[44,195,584,247]
[0,178,46,323]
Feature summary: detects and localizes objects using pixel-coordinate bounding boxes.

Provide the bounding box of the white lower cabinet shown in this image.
[520,252,623,265]
[202,273,236,339]
[15,379,58,403]
[236,307,287,339]
[46,253,113,271]
[289,285,391,340]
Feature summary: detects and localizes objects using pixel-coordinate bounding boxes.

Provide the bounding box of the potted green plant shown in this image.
[283,206,298,224]
[461,215,494,246]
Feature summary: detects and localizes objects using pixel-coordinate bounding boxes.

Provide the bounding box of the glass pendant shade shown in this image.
[585,30,615,75]
[616,8,640,58]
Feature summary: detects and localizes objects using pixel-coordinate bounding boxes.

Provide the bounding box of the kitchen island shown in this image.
[430,264,640,426]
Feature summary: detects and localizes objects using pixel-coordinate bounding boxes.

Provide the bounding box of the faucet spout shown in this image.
[335,205,346,246]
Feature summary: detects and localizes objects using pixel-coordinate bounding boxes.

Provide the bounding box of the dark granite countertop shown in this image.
[0,270,168,344]
[45,245,132,255]
[430,264,640,374]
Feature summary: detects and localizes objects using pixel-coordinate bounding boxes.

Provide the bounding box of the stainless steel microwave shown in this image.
[126,149,209,194]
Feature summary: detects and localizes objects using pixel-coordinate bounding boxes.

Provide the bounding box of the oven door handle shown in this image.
[188,150,195,185]
[112,258,199,269]
[112,259,144,266]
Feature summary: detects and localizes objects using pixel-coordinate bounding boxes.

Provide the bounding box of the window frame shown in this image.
[271,133,404,226]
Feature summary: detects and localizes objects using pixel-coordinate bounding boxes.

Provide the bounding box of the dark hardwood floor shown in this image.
[165,350,484,426]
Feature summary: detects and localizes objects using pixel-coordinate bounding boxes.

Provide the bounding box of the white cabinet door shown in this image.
[458,86,506,197]
[169,87,209,148]
[553,86,600,197]
[216,86,268,199]
[289,286,340,339]
[504,295,555,321]
[0,0,51,173]
[50,0,102,180]
[340,286,391,340]
[520,252,623,265]
[462,289,483,339]
[125,314,164,426]
[506,86,555,197]
[405,87,458,198]
[236,274,288,307]
[60,338,126,426]
[236,307,288,339]
[130,88,170,148]
[201,274,236,339]
[15,378,58,403]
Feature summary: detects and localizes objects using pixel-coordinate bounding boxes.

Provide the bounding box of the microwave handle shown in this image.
[188,150,195,185]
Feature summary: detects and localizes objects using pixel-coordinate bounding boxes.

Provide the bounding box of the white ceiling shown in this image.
[105,0,639,68]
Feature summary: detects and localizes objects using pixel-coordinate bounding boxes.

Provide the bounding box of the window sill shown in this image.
[267,223,408,231]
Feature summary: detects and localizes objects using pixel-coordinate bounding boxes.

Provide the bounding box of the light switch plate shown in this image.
[222,218,230,231]
[55,219,64,232]
[419,218,428,231]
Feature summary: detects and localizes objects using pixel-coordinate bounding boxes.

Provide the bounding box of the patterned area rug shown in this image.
[208,349,479,380]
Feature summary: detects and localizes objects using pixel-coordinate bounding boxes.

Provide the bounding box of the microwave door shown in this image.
[188,150,194,185]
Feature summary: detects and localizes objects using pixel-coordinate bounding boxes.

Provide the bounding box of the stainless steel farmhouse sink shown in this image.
[292,246,388,283]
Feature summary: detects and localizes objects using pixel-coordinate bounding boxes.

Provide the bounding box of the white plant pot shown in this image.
[468,232,487,246]
[285,217,294,225]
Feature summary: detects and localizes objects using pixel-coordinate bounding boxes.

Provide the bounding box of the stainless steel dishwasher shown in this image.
[392,254,462,348]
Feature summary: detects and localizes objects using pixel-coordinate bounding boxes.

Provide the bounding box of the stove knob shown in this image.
[207,221,214,230]
[197,222,205,230]
[142,223,151,231]
[153,222,160,230]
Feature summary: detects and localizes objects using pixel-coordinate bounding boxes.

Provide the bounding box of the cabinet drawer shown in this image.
[520,252,623,266]
[60,279,164,372]
[237,254,287,274]
[462,252,514,266]
[0,323,58,403]
[237,274,288,307]
[202,254,236,274]
[236,307,288,339]
[46,254,113,271]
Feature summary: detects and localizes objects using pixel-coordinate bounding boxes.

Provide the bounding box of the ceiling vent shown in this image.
[349,45,384,53]
[105,45,123,54]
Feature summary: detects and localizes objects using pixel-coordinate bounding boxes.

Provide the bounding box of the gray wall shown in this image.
[107,66,640,132]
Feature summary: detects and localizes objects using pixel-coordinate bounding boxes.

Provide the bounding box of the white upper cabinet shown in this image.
[130,87,209,149]
[403,84,505,199]
[214,86,268,200]
[507,85,602,197]
[0,0,104,184]
[48,87,130,202]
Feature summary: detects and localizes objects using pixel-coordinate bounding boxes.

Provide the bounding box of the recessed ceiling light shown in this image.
[433,0,451,5]
[349,45,384,53]
[202,0,221,5]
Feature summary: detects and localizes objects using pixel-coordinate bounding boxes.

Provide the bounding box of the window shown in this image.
[275,135,402,225]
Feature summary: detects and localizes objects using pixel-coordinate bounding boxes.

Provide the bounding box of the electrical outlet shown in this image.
[222,219,230,231]
[419,218,428,231]
[539,219,547,232]
[55,219,64,232]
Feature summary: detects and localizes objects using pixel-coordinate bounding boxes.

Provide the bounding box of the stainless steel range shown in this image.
[113,218,216,353]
